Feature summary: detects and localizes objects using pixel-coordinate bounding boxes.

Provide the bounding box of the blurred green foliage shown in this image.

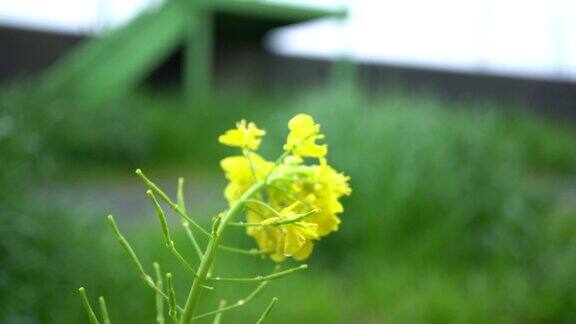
[1,85,575,323]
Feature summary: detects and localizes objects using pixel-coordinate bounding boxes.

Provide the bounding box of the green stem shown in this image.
[177,178,187,215]
[269,184,313,208]
[167,273,178,324]
[136,169,211,238]
[244,199,281,217]
[208,264,308,283]
[148,190,173,244]
[179,181,266,324]
[211,300,227,324]
[78,287,100,324]
[154,262,165,324]
[107,215,184,313]
[261,209,317,226]
[255,297,279,324]
[183,223,204,260]
[107,215,153,285]
[192,282,269,320]
[98,296,111,324]
[147,191,198,275]
[229,209,317,227]
[178,178,204,259]
[219,245,269,256]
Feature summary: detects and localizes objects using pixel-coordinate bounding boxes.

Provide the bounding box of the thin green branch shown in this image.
[261,209,317,226]
[269,184,313,209]
[107,215,153,286]
[165,243,200,282]
[147,191,198,275]
[212,300,227,324]
[170,247,198,277]
[219,245,269,256]
[166,273,178,324]
[243,204,271,221]
[106,215,184,313]
[227,222,268,227]
[208,264,308,283]
[192,282,269,320]
[182,223,204,260]
[179,181,267,323]
[154,262,165,324]
[178,177,204,259]
[78,287,100,324]
[244,199,281,217]
[98,296,111,324]
[177,177,187,215]
[229,209,317,227]
[211,213,223,236]
[136,169,211,238]
[255,297,279,324]
[148,191,173,244]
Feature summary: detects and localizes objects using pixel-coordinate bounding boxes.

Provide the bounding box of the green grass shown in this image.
[1,85,575,323]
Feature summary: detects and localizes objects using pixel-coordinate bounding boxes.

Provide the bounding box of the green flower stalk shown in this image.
[212,300,227,324]
[79,114,351,323]
[256,297,279,324]
[78,288,99,324]
[98,296,111,324]
[154,262,165,324]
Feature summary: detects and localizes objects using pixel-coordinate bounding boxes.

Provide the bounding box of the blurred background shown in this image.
[1,0,576,323]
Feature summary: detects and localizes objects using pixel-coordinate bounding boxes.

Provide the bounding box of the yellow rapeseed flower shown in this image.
[315,158,352,198]
[218,119,266,150]
[265,160,351,237]
[283,114,327,158]
[220,153,272,203]
[246,202,318,262]
[220,115,350,262]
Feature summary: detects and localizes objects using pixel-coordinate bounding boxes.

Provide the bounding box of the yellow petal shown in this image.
[292,241,314,261]
[283,226,306,255]
[218,119,266,150]
[283,114,327,158]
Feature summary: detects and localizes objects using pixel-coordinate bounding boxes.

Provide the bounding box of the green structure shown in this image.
[42,0,345,103]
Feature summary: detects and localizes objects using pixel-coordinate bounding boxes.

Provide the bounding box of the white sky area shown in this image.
[1,0,575,82]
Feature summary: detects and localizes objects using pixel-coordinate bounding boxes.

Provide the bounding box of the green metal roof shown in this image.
[210,0,345,22]
[41,0,346,103]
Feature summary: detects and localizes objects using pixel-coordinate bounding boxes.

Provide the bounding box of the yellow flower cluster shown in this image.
[218,119,266,150]
[219,114,351,262]
[283,114,327,158]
